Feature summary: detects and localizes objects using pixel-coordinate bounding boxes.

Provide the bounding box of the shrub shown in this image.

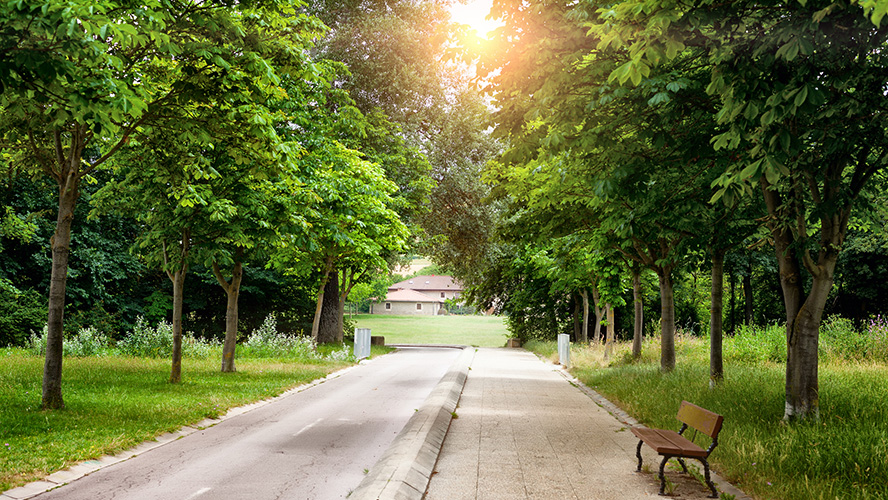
[0,282,46,348]
[29,325,110,357]
[181,334,219,358]
[866,315,888,362]
[65,326,110,357]
[28,327,47,356]
[117,317,219,358]
[326,345,355,362]
[242,314,318,359]
[117,317,174,358]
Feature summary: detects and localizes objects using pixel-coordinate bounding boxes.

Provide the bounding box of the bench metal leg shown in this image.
[677,457,689,474]
[696,457,718,498]
[635,440,644,471]
[657,455,672,496]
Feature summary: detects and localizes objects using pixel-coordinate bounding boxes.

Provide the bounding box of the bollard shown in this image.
[354,328,371,360]
[558,333,570,368]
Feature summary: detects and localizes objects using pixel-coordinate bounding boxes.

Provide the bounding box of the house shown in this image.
[370,289,445,315]
[370,275,464,315]
[387,275,463,302]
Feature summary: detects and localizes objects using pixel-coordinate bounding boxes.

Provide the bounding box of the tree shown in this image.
[595,0,888,419]
[308,0,452,146]
[274,142,408,342]
[1,0,190,407]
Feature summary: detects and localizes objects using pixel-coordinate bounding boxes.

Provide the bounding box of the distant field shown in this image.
[392,257,433,276]
[352,315,509,347]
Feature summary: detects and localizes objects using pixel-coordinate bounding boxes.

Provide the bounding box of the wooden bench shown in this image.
[631,401,724,498]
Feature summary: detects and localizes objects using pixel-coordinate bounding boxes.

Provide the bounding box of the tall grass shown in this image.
[526,321,888,500]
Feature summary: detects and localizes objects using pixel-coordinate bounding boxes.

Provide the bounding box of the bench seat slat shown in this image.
[631,427,708,458]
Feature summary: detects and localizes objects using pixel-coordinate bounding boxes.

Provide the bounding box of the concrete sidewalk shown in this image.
[424,348,747,500]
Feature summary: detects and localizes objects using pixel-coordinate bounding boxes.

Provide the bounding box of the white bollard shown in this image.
[354,328,371,360]
[558,333,570,368]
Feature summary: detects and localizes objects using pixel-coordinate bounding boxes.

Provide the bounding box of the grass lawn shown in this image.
[352,314,510,347]
[0,347,389,492]
[524,337,888,500]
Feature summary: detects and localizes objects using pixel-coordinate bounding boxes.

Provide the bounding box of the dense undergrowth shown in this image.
[524,318,888,500]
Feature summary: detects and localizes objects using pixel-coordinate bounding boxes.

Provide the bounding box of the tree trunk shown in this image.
[163,231,191,384]
[729,270,736,333]
[336,297,346,343]
[336,269,360,344]
[761,178,821,421]
[632,269,643,359]
[604,304,615,360]
[580,289,589,344]
[169,267,186,383]
[657,267,676,372]
[42,173,80,409]
[572,294,582,342]
[318,269,339,344]
[591,286,603,344]
[311,257,335,342]
[213,259,243,373]
[710,249,726,387]
[743,268,753,326]
[785,275,832,421]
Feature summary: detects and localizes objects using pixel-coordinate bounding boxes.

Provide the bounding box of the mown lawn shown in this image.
[0,348,376,492]
[525,337,888,500]
[352,314,509,347]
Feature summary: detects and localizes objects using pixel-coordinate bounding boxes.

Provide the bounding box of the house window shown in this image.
[416,303,422,310]
[385,303,391,310]
[440,292,445,298]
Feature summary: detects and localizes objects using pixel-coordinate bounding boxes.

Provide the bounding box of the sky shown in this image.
[449,0,502,39]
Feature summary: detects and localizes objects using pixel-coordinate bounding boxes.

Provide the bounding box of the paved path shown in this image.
[8,347,460,500]
[425,348,741,500]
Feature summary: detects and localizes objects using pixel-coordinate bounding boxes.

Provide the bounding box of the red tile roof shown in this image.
[388,275,462,292]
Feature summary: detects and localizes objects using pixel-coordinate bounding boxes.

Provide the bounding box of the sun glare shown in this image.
[450,0,503,40]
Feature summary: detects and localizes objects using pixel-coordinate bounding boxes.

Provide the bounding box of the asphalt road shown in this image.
[36,347,461,500]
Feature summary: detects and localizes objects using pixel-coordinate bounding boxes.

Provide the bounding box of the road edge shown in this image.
[351,346,474,500]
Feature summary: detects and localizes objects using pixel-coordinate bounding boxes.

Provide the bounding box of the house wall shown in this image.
[373,301,440,315]
[416,290,461,302]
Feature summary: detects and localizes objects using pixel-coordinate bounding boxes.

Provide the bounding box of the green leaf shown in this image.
[794,85,809,107]
[739,158,763,180]
[744,101,760,120]
[779,129,792,152]
[664,39,685,59]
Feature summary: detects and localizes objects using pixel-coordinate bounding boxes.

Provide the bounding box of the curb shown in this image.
[351,346,474,500]
[551,362,754,500]
[0,362,367,500]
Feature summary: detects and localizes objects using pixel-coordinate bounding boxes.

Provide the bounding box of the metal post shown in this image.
[558,333,570,368]
[354,328,371,360]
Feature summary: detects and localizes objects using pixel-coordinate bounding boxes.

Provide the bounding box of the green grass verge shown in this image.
[351,314,510,347]
[523,338,888,500]
[0,347,378,492]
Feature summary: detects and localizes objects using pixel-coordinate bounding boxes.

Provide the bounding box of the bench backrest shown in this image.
[676,401,723,438]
